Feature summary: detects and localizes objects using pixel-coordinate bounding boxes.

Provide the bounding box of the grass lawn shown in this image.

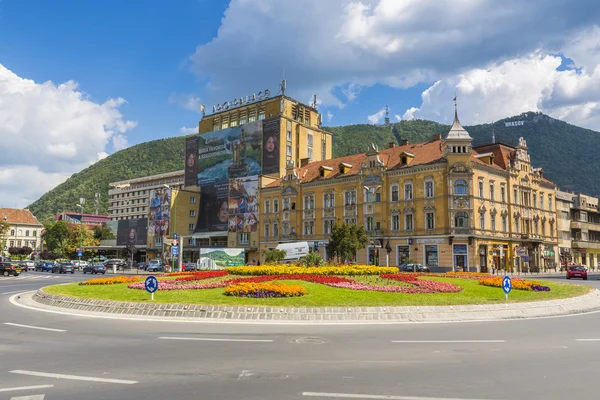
[42,276,592,307]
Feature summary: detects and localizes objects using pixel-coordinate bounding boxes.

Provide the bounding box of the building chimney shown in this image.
[300,157,310,167]
[432,133,442,140]
[389,142,396,148]
[401,139,409,146]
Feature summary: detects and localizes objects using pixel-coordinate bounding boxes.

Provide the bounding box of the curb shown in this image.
[26,288,600,324]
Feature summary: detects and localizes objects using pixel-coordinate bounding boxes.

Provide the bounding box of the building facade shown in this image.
[569,193,600,269]
[1,208,43,255]
[260,110,558,271]
[56,212,111,227]
[556,190,574,268]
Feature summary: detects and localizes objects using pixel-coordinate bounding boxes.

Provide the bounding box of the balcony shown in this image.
[323,208,335,218]
[572,240,600,250]
[522,234,543,242]
[451,227,473,235]
[303,209,315,220]
[572,220,600,230]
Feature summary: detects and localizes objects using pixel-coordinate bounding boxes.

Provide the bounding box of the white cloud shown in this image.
[0,64,136,207]
[404,51,600,131]
[112,134,129,151]
[327,111,333,122]
[368,108,386,124]
[179,126,198,135]
[169,92,202,112]
[189,0,600,109]
[394,114,401,121]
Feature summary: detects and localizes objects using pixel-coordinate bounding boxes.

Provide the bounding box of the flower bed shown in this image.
[224,282,307,298]
[225,265,397,276]
[479,276,551,292]
[174,271,228,282]
[128,281,228,290]
[80,276,139,286]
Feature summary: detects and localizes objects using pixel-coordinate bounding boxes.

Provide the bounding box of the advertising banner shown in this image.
[148,188,171,237]
[116,218,148,246]
[184,136,199,188]
[262,118,280,175]
[196,182,229,232]
[197,120,262,187]
[228,175,259,233]
[199,248,245,269]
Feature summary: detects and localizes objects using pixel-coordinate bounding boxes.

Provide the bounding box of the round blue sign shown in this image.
[502,275,512,294]
[145,275,158,293]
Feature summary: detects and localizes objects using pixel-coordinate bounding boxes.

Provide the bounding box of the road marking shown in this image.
[9,370,138,385]
[302,392,498,399]
[10,395,45,400]
[391,340,506,344]
[238,370,254,380]
[0,290,31,295]
[4,323,66,332]
[575,339,600,342]
[158,336,273,342]
[0,385,53,393]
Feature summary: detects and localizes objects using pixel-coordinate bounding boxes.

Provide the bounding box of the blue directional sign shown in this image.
[502,275,512,294]
[145,276,158,293]
[77,251,83,257]
[171,246,179,256]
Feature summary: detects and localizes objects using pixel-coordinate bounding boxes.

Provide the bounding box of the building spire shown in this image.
[446,94,472,141]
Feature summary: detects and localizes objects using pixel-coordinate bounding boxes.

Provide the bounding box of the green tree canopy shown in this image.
[327,223,370,262]
[262,248,286,264]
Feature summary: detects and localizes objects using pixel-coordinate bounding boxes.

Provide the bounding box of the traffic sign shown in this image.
[171,246,179,256]
[77,251,83,257]
[145,275,158,297]
[502,275,512,294]
[173,233,178,239]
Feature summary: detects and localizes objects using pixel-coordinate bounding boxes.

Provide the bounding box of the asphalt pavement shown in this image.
[2,271,600,400]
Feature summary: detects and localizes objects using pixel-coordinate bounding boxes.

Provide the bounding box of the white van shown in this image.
[275,242,310,261]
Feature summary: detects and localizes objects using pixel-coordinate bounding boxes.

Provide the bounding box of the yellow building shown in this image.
[260,109,558,271]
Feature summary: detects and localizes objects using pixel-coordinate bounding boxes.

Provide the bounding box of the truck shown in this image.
[275,241,310,262]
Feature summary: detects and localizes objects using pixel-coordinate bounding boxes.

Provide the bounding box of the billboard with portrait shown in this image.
[184,136,199,188]
[199,248,245,269]
[262,118,280,175]
[148,188,171,237]
[116,218,148,246]
[228,175,259,233]
[196,182,229,232]
[197,120,262,187]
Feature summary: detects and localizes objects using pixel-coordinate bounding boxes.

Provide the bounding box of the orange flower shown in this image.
[79,276,139,286]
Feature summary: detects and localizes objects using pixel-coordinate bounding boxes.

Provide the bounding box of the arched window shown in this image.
[455,212,469,228]
[454,179,468,195]
[25,230,29,237]
[10,229,14,236]
[265,199,270,214]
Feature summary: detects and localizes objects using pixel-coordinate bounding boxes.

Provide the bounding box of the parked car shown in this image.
[0,262,21,276]
[83,263,106,275]
[22,260,35,271]
[399,263,430,273]
[146,260,165,273]
[52,262,75,274]
[184,262,197,272]
[566,265,588,280]
[104,259,127,271]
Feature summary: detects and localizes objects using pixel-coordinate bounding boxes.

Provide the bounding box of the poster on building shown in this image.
[262,118,280,175]
[148,188,171,237]
[184,136,199,188]
[196,182,229,232]
[197,120,263,187]
[199,248,245,269]
[116,218,148,246]
[228,175,259,233]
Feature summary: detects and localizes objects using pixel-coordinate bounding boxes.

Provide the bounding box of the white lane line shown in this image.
[0,290,30,295]
[0,385,53,393]
[575,339,600,342]
[302,392,498,399]
[158,336,273,342]
[4,323,66,332]
[238,370,254,380]
[9,370,138,385]
[10,395,45,400]
[391,340,506,344]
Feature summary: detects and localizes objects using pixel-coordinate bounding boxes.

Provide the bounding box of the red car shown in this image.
[566,265,588,280]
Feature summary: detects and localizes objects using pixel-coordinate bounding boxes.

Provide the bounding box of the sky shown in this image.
[1,0,600,208]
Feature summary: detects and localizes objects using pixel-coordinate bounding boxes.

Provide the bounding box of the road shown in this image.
[2,272,600,400]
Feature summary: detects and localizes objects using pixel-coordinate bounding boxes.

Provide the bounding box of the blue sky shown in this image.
[1,0,600,207]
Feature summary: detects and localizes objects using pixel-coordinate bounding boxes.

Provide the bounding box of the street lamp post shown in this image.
[76,203,84,266]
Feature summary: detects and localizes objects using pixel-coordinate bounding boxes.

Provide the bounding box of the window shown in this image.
[239,116,247,125]
[375,192,381,202]
[502,215,507,232]
[479,212,485,230]
[30,240,36,248]
[17,240,21,247]
[501,186,506,202]
[392,214,400,231]
[322,140,326,161]
[287,145,292,157]
[515,217,520,233]
[273,198,279,213]
[548,195,553,210]
[283,198,290,210]
[365,187,375,203]
[491,214,496,231]
[533,193,537,209]
[188,223,195,231]
[405,214,414,230]
[307,148,313,160]
[189,210,196,217]
[454,180,468,195]
[513,189,518,205]
[304,221,314,235]
[478,180,484,198]
[230,119,238,127]
[489,183,495,201]
[304,195,314,210]
[264,223,270,237]
[366,216,374,231]
[540,194,544,210]
[425,181,434,198]
[286,121,292,141]
[265,199,271,214]
[455,212,469,228]
[425,245,439,267]
[25,230,29,236]
[249,112,256,122]
[273,222,279,237]
[550,220,554,235]
[324,220,333,234]
[324,193,334,208]
[391,185,399,202]
[258,111,265,120]
[307,133,313,147]
[190,196,197,204]
[426,212,435,230]
[561,211,569,219]
[404,183,413,200]
[10,229,14,236]
[239,233,250,244]
[33,231,37,237]
[345,190,357,205]
[345,218,357,225]
[9,240,14,247]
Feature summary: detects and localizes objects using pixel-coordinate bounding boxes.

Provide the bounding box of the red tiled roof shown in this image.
[0,208,42,225]
[472,143,515,170]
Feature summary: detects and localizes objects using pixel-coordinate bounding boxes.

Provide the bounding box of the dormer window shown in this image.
[401,156,407,165]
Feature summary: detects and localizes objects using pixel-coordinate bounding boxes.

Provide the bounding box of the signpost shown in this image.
[77,251,83,257]
[145,275,158,301]
[502,275,512,302]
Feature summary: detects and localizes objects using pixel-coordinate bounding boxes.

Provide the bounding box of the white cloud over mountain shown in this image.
[0,64,136,208]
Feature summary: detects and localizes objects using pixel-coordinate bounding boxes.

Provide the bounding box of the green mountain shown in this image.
[28,112,600,221]
[28,136,188,222]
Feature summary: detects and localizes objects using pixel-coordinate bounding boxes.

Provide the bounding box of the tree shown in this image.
[299,252,324,267]
[21,246,33,257]
[327,223,370,263]
[43,221,70,252]
[93,223,116,241]
[0,219,10,253]
[40,250,58,260]
[262,249,286,264]
[66,224,99,257]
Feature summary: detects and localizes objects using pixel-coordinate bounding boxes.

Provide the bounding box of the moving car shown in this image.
[0,262,21,276]
[104,259,127,271]
[137,262,148,271]
[399,263,430,273]
[146,260,164,273]
[82,263,106,275]
[184,262,197,272]
[52,262,75,274]
[22,260,35,271]
[566,265,588,280]
[36,261,54,272]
